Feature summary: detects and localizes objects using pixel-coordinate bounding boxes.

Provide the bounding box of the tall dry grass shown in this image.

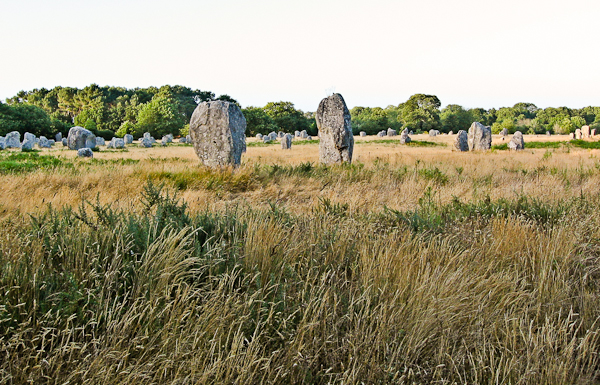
[1,140,600,383]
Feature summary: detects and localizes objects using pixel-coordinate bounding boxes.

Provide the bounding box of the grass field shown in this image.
[1,134,600,384]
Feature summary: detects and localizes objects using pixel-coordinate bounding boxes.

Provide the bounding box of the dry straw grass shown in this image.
[1,136,600,383]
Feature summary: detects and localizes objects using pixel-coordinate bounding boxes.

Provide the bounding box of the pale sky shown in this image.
[1,0,599,112]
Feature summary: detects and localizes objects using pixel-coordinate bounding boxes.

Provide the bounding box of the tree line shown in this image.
[2,86,600,138]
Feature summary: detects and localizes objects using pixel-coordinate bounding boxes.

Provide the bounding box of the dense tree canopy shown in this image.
[4,85,600,138]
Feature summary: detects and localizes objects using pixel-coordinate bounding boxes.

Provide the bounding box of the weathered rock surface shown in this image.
[68,126,96,150]
[0,137,5,150]
[256,134,263,140]
[95,137,106,147]
[77,148,93,158]
[359,131,366,137]
[21,133,36,150]
[108,138,125,149]
[377,130,386,137]
[575,129,582,139]
[429,130,439,137]
[6,131,21,148]
[140,137,153,147]
[124,134,133,144]
[281,133,292,149]
[508,131,524,151]
[399,128,411,144]
[55,132,62,142]
[316,93,353,164]
[582,125,590,138]
[453,130,469,151]
[500,128,508,137]
[62,138,68,146]
[546,131,551,136]
[189,101,247,167]
[467,122,492,151]
[263,136,271,143]
[179,137,187,143]
[38,136,52,148]
[387,128,397,136]
[300,130,308,139]
[295,131,300,137]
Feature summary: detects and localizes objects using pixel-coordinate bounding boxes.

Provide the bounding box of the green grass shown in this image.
[0,152,73,174]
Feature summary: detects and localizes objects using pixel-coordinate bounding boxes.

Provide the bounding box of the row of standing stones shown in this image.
[4,93,593,164]
[0,127,194,158]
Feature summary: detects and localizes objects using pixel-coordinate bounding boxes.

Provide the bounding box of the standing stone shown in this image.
[21,133,36,150]
[55,132,62,142]
[546,131,551,136]
[0,137,5,150]
[399,128,411,144]
[448,131,453,135]
[569,132,576,140]
[95,137,106,147]
[300,130,308,139]
[77,148,94,158]
[453,130,469,151]
[582,125,590,138]
[377,131,386,137]
[592,129,596,137]
[179,137,187,143]
[186,135,191,143]
[359,131,366,137]
[307,136,312,140]
[108,138,125,149]
[189,101,247,167]
[256,133,263,140]
[263,136,272,143]
[467,122,492,151]
[316,93,353,164]
[500,128,508,137]
[508,131,525,151]
[295,131,300,137]
[428,129,437,137]
[67,126,96,150]
[575,129,582,140]
[124,134,134,144]
[6,131,21,148]
[277,131,284,138]
[49,139,55,146]
[140,137,153,147]
[38,136,52,148]
[387,128,397,136]
[281,133,293,149]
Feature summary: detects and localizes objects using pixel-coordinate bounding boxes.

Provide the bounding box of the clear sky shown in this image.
[1,0,599,111]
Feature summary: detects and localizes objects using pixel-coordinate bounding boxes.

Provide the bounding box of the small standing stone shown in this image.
[55,132,63,142]
[0,137,5,150]
[263,136,271,143]
[508,131,524,151]
[359,131,366,137]
[77,148,94,158]
[124,134,134,144]
[281,133,292,149]
[377,131,386,137]
[300,130,308,139]
[38,136,52,148]
[500,128,508,137]
[453,130,469,152]
[62,138,68,146]
[575,129,582,140]
[316,93,353,164]
[95,137,106,147]
[546,131,551,136]
[448,131,453,135]
[387,128,397,137]
[179,137,187,143]
[399,128,411,144]
[295,131,300,137]
[140,137,153,147]
[591,129,596,137]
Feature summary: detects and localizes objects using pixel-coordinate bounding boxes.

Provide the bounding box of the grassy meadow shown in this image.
[1,134,600,384]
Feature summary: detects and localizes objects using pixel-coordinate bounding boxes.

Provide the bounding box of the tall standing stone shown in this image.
[508,131,524,151]
[467,122,492,151]
[67,126,96,150]
[453,130,469,151]
[399,128,411,144]
[281,133,292,149]
[316,93,353,164]
[189,101,246,167]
